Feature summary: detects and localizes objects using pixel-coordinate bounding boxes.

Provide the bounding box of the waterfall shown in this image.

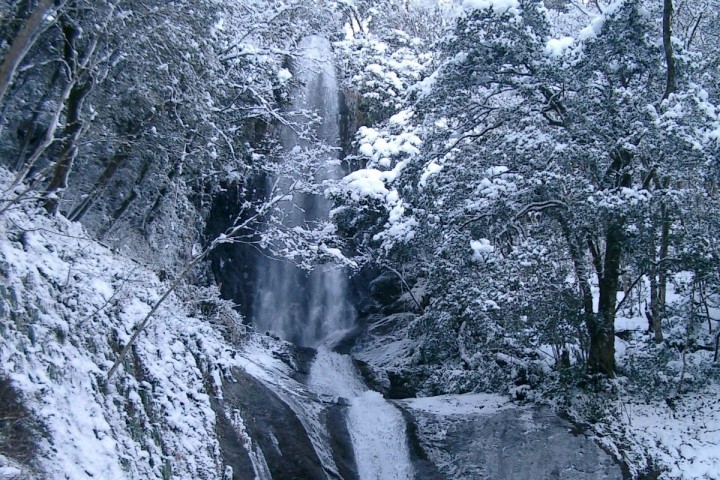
[252,36,415,480]
[253,36,355,347]
[309,349,415,480]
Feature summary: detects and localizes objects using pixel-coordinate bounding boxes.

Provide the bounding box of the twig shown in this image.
[615,271,645,314]
[107,183,292,378]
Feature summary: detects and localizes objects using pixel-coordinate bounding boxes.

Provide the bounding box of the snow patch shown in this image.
[544,36,574,56]
[470,238,494,260]
[401,393,512,416]
[462,0,520,16]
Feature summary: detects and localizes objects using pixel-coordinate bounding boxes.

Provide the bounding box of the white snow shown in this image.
[578,0,623,41]
[0,167,269,479]
[470,238,494,260]
[613,387,720,479]
[419,161,443,188]
[389,109,414,126]
[544,36,574,57]
[401,393,512,416]
[462,0,520,16]
[277,68,292,82]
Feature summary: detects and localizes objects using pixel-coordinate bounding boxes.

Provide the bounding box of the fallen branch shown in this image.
[107,181,292,378]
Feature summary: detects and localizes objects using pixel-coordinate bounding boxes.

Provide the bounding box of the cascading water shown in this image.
[309,349,415,480]
[253,36,355,347]
[253,36,415,480]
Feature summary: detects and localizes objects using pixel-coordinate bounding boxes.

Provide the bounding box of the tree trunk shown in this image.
[43,78,92,214]
[662,0,676,100]
[559,217,595,368]
[590,222,623,376]
[0,0,61,109]
[97,159,151,239]
[13,63,62,171]
[68,111,161,222]
[67,147,129,221]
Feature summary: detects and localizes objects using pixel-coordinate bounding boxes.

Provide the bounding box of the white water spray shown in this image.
[254,36,414,480]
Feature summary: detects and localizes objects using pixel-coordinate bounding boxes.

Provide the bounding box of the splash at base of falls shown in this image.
[308,349,415,480]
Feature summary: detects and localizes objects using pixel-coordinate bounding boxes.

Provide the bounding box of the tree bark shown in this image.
[67,148,128,221]
[43,19,93,214]
[43,78,92,214]
[97,159,151,239]
[0,0,62,109]
[662,0,676,100]
[586,148,633,376]
[591,221,623,376]
[559,217,596,369]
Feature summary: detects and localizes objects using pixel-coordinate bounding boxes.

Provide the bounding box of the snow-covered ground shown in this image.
[622,387,720,479]
[607,279,720,478]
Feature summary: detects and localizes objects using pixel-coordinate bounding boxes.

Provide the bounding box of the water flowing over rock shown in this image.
[309,349,415,480]
[243,35,624,480]
[253,35,355,347]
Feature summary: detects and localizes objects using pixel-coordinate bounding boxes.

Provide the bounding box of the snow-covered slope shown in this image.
[0,169,338,479]
[1,187,227,478]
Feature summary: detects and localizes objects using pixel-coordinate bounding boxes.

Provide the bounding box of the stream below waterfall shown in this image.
[308,348,415,480]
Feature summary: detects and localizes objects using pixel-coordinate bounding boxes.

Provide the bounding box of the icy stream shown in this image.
[309,349,415,480]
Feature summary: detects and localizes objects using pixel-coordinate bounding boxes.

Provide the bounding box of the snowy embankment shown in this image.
[309,348,415,480]
[0,173,242,478]
[619,388,720,479]
[0,169,336,479]
[604,288,720,478]
[607,317,720,478]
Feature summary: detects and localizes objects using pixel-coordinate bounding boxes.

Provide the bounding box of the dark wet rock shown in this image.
[205,180,265,321]
[369,271,403,306]
[353,359,391,395]
[207,384,256,480]
[326,404,359,480]
[367,312,416,337]
[398,408,445,480]
[270,343,316,382]
[356,297,382,317]
[399,396,624,480]
[331,326,365,355]
[225,368,326,480]
[386,369,423,399]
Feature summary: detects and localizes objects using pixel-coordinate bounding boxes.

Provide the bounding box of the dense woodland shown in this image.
[1,0,720,478]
